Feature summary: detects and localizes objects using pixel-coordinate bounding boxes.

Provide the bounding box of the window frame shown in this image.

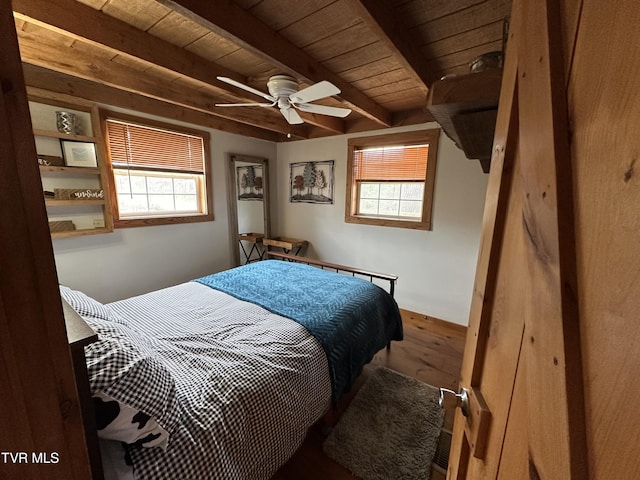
[100,110,213,228]
[345,129,440,230]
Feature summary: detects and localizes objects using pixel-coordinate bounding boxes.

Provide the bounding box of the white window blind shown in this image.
[106,119,205,173]
[353,144,429,181]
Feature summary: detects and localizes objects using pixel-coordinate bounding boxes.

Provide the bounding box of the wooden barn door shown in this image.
[446,0,588,478]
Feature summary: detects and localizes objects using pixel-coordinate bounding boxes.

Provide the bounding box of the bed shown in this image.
[61,255,403,480]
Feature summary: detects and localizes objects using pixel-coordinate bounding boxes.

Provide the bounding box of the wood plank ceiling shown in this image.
[13,0,512,141]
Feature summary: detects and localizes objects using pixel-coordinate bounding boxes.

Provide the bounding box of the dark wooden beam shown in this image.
[22,65,287,142]
[16,25,307,138]
[347,0,437,92]
[158,0,392,127]
[12,0,244,94]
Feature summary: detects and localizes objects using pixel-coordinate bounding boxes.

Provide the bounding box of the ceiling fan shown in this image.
[215,74,352,125]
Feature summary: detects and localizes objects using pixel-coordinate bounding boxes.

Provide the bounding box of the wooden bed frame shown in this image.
[266,252,398,298]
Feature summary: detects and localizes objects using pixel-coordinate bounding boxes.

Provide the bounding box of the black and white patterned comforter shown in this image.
[106,282,331,479]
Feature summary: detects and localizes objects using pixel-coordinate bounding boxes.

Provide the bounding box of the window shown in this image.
[346,129,440,230]
[102,112,213,227]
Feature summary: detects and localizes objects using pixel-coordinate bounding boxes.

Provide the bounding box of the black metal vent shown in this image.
[432,428,452,473]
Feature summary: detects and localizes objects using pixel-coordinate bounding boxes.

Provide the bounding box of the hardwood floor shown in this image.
[272,309,467,480]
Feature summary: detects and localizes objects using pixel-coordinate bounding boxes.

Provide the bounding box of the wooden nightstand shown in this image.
[63,300,104,480]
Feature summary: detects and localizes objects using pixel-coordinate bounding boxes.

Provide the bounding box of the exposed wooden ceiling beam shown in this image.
[22,65,285,142]
[347,0,438,92]
[298,111,345,134]
[157,0,392,127]
[12,0,244,95]
[12,0,341,134]
[15,25,308,138]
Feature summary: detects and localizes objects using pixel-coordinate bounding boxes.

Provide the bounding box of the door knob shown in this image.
[439,387,470,417]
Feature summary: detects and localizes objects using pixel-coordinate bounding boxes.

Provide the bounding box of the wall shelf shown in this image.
[52,228,111,239]
[39,165,101,175]
[32,128,97,143]
[45,199,106,207]
[426,69,502,173]
[29,87,114,238]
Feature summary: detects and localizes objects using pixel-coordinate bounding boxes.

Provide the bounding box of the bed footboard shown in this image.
[266,251,398,297]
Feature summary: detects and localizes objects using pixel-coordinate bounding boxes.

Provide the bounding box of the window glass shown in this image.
[346,129,439,230]
[103,112,213,227]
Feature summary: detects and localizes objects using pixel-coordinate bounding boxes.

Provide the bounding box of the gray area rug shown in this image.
[323,367,444,480]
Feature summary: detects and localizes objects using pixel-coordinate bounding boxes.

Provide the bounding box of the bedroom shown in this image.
[4,0,504,478]
[1,0,635,480]
[12,0,500,325]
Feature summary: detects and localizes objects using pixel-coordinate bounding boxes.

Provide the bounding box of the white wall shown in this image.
[275,123,488,325]
[53,107,277,303]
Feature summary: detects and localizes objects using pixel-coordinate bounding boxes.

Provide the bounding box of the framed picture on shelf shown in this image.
[60,140,98,168]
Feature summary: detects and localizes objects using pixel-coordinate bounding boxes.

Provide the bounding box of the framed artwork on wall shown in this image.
[60,140,98,168]
[236,164,264,200]
[289,160,334,204]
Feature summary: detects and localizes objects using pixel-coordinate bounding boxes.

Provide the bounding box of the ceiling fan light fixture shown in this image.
[267,75,299,98]
[216,74,352,125]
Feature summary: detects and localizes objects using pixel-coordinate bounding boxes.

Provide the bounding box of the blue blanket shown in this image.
[195,260,403,401]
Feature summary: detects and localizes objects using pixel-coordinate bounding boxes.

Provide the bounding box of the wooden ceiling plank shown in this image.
[400,0,486,29]
[302,22,375,63]
[364,78,424,100]
[99,0,172,32]
[184,32,242,63]
[421,21,505,62]
[339,56,399,82]
[22,64,284,141]
[147,10,210,48]
[245,0,335,32]
[351,68,412,92]
[277,2,362,49]
[214,49,277,78]
[347,0,436,91]
[157,0,392,126]
[409,0,511,47]
[426,40,504,74]
[323,42,391,75]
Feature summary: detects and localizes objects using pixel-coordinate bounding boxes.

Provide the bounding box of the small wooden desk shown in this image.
[263,236,308,255]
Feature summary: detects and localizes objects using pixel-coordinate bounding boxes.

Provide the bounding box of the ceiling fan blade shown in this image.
[215,102,276,107]
[280,107,304,125]
[295,103,352,118]
[290,80,340,103]
[216,76,276,102]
